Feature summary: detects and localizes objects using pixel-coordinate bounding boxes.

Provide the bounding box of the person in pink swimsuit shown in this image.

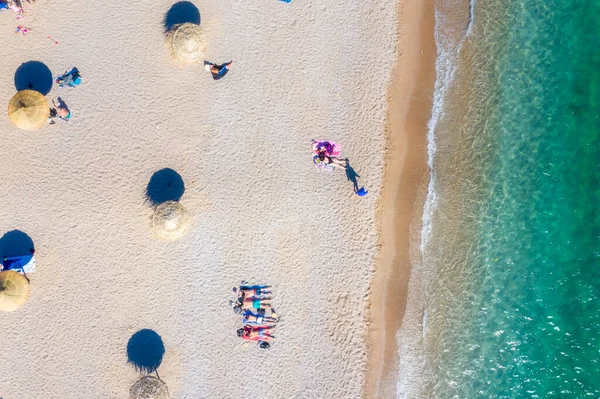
[237,325,276,341]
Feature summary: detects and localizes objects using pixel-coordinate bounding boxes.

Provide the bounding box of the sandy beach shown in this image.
[364,0,436,397]
[0,0,405,398]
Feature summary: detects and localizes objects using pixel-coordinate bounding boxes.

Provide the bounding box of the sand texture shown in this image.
[364,0,436,397]
[0,0,396,398]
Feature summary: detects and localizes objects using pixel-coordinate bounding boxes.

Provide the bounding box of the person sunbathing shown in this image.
[56,67,82,88]
[237,325,276,341]
[204,60,233,80]
[233,285,272,301]
[242,310,278,326]
[230,297,274,314]
[49,98,71,124]
[313,154,347,170]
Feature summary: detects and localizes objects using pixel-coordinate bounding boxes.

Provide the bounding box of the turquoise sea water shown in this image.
[423,1,600,397]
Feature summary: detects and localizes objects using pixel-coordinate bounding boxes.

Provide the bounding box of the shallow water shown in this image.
[418,0,600,397]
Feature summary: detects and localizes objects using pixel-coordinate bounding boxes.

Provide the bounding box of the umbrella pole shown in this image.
[21,267,30,284]
[155,370,161,380]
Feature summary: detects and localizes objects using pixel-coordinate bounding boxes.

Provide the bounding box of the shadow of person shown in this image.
[14,61,53,95]
[127,329,165,374]
[146,168,185,206]
[345,161,361,193]
[164,1,200,33]
[0,230,35,259]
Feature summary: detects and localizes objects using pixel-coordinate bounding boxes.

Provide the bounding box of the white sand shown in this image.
[0,0,396,397]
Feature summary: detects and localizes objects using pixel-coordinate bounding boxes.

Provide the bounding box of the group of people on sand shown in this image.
[48,67,80,124]
[44,60,226,124]
[229,283,278,349]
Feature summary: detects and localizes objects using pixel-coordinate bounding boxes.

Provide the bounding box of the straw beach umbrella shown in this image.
[0,270,30,312]
[152,201,190,240]
[8,90,49,131]
[166,23,207,64]
[130,376,170,399]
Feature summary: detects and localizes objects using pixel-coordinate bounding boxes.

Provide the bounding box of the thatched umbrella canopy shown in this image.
[8,90,49,131]
[0,270,30,312]
[152,201,190,240]
[130,376,170,399]
[165,22,207,64]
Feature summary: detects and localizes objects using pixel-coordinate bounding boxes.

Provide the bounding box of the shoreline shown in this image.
[364,0,437,397]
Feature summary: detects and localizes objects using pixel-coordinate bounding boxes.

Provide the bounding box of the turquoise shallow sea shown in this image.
[420,1,600,397]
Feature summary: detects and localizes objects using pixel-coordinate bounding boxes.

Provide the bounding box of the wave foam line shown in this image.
[420,5,473,254]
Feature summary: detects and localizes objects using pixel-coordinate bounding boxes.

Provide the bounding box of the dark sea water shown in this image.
[418,1,600,397]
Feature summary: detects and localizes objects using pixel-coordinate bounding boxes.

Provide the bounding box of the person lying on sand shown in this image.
[242,309,278,326]
[239,297,273,310]
[56,67,82,88]
[237,325,276,341]
[204,60,233,80]
[230,297,274,314]
[313,153,347,170]
[49,98,71,124]
[233,285,272,301]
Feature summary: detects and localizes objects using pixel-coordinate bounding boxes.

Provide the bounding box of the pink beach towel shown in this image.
[311,140,341,157]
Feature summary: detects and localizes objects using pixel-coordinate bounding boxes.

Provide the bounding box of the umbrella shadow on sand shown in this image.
[127,329,165,375]
[14,61,53,95]
[0,230,34,259]
[146,168,185,206]
[164,1,200,34]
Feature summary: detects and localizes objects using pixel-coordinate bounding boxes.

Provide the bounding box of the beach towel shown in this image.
[1,255,36,274]
[312,140,341,157]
